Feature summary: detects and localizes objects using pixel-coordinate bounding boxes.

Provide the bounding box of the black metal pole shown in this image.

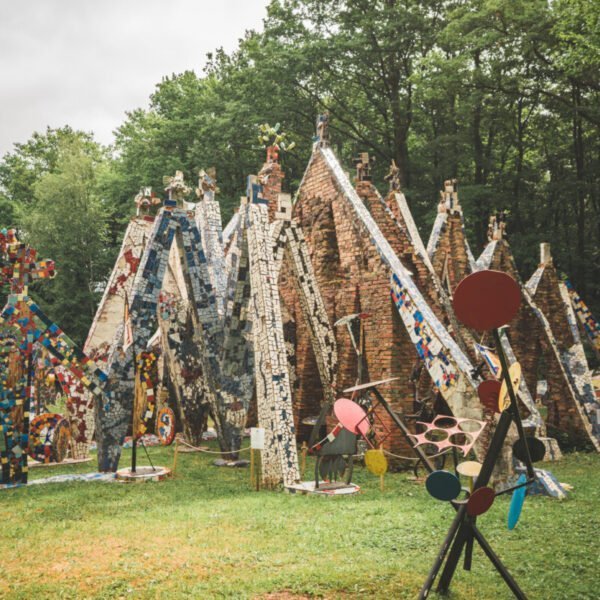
[471,524,528,599]
[131,351,138,474]
[418,504,466,599]
[492,328,535,478]
[372,387,435,472]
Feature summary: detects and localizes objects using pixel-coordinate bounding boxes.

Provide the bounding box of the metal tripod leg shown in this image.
[471,524,528,599]
[418,505,466,599]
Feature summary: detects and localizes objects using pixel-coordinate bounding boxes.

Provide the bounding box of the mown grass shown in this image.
[0,447,598,599]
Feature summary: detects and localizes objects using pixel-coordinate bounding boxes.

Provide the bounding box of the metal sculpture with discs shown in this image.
[418,269,541,599]
[333,270,543,599]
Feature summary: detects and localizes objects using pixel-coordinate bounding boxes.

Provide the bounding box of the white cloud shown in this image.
[0,0,269,155]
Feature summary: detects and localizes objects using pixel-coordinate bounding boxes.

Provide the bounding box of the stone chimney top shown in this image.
[487,211,507,241]
[438,179,460,214]
[540,243,552,266]
[353,152,375,182]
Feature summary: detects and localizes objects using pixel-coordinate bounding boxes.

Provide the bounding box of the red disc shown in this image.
[467,486,495,516]
[453,270,521,331]
[477,380,502,412]
[333,398,370,437]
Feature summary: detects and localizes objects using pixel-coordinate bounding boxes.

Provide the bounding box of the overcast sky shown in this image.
[0,0,270,156]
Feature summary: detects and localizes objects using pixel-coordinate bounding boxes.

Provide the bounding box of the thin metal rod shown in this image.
[471,524,528,599]
[495,477,535,497]
[493,328,535,479]
[140,437,156,471]
[372,387,435,472]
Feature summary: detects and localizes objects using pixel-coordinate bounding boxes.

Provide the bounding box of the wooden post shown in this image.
[256,450,260,492]
[301,441,308,479]
[172,437,179,476]
[250,448,255,488]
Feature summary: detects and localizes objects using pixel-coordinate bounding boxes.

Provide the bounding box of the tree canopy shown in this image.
[1,0,599,342]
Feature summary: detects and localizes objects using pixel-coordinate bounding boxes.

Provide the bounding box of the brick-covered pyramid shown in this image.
[526,243,600,448]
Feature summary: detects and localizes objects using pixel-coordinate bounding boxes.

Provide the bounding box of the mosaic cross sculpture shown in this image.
[0,230,106,484]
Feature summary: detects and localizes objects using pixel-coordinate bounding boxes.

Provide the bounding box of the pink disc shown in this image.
[333,398,370,437]
[467,486,495,516]
[453,270,521,331]
[477,380,502,413]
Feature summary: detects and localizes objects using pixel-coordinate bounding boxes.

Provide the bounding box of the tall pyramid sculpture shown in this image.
[66,188,159,457]
[215,167,337,486]
[353,159,487,423]
[287,115,482,456]
[564,278,600,360]
[426,183,544,435]
[526,243,600,444]
[156,171,225,446]
[476,215,599,451]
[256,144,340,437]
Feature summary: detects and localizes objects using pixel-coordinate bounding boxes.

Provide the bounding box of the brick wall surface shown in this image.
[285,152,432,454]
[486,240,591,446]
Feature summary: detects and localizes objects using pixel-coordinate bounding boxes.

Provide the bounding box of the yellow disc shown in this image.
[499,362,522,412]
[456,460,482,478]
[365,449,388,476]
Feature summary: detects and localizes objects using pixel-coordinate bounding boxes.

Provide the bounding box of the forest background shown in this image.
[1,0,598,345]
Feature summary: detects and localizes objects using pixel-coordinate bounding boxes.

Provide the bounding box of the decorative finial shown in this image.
[246,175,267,205]
[315,113,330,147]
[196,168,219,201]
[163,171,190,205]
[384,160,401,192]
[257,123,295,165]
[353,152,375,182]
[134,187,161,216]
[487,210,507,241]
[438,179,460,214]
[540,243,552,266]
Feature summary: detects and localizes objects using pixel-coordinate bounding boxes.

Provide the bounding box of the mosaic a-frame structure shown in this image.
[476,216,599,450]
[287,116,485,457]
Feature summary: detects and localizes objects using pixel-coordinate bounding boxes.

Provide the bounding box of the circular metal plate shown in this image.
[425,470,462,502]
[513,437,546,463]
[477,380,502,412]
[333,398,370,437]
[467,486,495,516]
[456,460,482,478]
[453,270,521,331]
[365,449,388,476]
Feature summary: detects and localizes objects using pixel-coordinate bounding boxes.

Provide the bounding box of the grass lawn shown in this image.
[0,446,598,599]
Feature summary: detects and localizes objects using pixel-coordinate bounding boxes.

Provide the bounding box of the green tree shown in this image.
[20,137,111,343]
